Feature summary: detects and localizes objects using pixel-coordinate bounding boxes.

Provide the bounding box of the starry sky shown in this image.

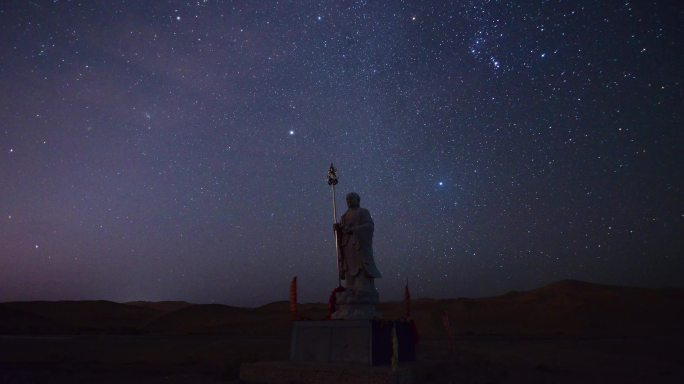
[1,1,682,306]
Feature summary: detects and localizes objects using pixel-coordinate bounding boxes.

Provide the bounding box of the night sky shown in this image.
[1,1,682,306]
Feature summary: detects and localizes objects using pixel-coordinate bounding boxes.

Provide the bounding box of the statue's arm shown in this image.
[352,210,374,233]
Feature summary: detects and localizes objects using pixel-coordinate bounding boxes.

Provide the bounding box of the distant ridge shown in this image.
[125,300,192,313]
[535,279,647,292]
[142,304,254,334]
[0,300,160,334]
[0,305,65,334]
[1,280,683,337]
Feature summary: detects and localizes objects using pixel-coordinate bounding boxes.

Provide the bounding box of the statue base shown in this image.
[240,320,420,383]
[331,289,381,320]
[289,320,415,366]
[330,278,382,320]
[240,361,440,384]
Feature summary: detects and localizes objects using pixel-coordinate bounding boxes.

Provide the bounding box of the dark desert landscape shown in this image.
[2,280,683,383]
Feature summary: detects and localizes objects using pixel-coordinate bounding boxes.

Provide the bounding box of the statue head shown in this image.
[346,192,360,209]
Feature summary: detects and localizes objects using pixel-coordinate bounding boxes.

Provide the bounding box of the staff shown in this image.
[327,163,341,287]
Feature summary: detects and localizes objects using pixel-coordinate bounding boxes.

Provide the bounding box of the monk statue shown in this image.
[332,192,381,319]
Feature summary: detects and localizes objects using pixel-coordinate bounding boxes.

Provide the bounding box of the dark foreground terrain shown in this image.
[1,280,683,383]
[1,334,683,383]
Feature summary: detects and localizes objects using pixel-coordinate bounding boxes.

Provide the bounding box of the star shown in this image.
[0,0,679,305]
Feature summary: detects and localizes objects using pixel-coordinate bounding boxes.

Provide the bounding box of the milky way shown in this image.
[1,1,682,305]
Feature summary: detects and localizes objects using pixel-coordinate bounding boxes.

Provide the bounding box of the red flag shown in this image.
[404,278,411,318]
[289,276,298,320]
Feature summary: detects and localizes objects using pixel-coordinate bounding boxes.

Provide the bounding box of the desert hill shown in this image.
[1,300,161,334]
[142,303,261,334]
[1,280,682,337]
[0,305,65,334]
[396,279,684,338]
[125,300,192,313]
[141,301,332,336]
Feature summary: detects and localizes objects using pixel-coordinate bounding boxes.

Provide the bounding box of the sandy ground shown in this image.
[422,335,684,383]
[1,334,682,383]
[0,335,286,383]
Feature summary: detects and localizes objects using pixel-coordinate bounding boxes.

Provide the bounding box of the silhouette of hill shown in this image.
[0,300,161,333]
[142,304,254,334]
[125,300,192,313]
[1,280,682,337]
[0,305,67,334]
[400,280,684,338]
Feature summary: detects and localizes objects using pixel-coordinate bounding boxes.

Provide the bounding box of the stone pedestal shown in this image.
[240,361,440,384]
[289,320,415,366]
[331,274,381,320]
[331,290,381,320]
[240,320,419,383]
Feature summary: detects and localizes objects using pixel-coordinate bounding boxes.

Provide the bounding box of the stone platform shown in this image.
[290,320,416,366]
[240,320,420,383]
[239,361,440,384]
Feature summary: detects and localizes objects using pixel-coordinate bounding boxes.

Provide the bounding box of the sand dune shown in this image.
[0,305,65,334]
[143,304,263,334]
[397,280,684,338]
[1,280,682,338]
[1,300,161,333]
[125,300,192,313]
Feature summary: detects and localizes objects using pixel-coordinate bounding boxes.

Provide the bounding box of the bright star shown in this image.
[438,181,444,186]
[289,130,295,135]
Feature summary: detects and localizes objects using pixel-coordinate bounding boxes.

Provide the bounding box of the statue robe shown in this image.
[337,207,382,280]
